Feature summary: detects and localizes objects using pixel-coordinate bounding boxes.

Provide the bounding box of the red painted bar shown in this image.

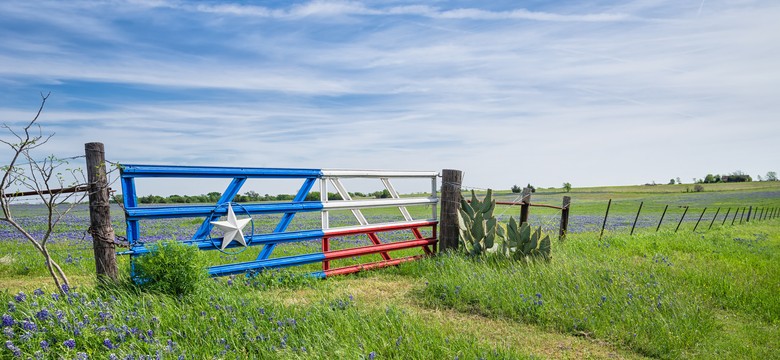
[323,221,437,237]
[324,255,427,277]
[323,238,437,260]
[322,237,330,271]
[367,232,392,261]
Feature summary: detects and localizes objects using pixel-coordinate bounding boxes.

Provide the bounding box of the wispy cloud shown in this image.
[0,0,778,194]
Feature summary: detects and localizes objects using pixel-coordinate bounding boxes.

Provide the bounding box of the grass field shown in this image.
[1,183,779,358]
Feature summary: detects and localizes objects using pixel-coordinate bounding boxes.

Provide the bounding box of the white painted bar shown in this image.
[321,170,438,178]
[322,197,437,210]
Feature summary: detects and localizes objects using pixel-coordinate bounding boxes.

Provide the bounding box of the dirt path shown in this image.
[308,276,651,360]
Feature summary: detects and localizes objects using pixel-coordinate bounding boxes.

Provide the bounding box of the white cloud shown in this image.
[0,0,778,194]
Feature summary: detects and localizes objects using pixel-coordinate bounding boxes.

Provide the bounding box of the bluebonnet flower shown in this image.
[36,309,50,321]
[76,352,88,360]
[33,289,44,296]
[21,320,37,332]
[40,340,49,351]
[368,351,376,360]
[60,284,70,294]
[51,293,59,301]
[2,314,13,327]
[5,340,21,357]
[14,292,26,303]
[63,338,76,349]
[7,302,15,312]
[103,338,115,349]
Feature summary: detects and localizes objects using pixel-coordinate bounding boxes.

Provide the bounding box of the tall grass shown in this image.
[392,220,780,359]
[1,274,528,359]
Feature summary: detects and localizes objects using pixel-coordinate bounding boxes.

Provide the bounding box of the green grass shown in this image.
[2,183,779,359]
[391,220,780,359]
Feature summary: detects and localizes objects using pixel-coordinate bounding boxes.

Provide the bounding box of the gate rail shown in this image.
[119,164,438,278]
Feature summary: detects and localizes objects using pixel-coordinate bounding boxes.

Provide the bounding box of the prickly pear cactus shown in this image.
[503,217,551,262]
[457,189,504,256]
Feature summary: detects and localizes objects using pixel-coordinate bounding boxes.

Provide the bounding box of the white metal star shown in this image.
[210,204,252,250]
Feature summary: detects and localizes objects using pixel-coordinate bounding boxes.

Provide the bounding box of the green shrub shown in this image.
[133,240,208,296]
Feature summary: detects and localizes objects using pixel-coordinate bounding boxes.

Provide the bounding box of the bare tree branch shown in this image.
[0,93,82,293]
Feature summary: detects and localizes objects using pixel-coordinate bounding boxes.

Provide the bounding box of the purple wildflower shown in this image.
[103,338,115,349]
[63,338,76,349]
[60,284,70,294]
[21,320,37,332]
[369,351,376,360]
[36,309,50,321]
[33,289,44,296]
[5,340,21,357]
[14,292,26,303]
[51,293,59,301]
[40,340,49,351]
[2,314,13,327]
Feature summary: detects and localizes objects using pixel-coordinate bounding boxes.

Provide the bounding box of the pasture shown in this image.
[1,182,779,359]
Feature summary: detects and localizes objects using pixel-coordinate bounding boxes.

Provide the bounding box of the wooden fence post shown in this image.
[559,196,570,240]
[519,187,532,225]
[745,206,752,222]
[85,142,118,282]
[439,169,463,253]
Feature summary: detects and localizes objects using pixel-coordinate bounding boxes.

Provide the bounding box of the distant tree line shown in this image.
[696,170,777,184]
[112,189,394,204]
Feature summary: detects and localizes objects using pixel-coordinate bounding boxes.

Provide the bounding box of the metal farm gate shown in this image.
[118,165,439,278]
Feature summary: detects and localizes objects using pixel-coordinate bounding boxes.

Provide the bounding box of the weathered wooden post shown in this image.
[745,206,752,222]
[630,201,643,236]
[85,142,118,282]
[439,169,463,253]
[559,196,570,240]
[519,187,532,225]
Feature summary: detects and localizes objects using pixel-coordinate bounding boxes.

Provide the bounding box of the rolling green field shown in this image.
[1,182,779,359]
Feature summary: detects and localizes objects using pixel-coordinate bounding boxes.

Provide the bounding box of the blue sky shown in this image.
[1,0,778,196]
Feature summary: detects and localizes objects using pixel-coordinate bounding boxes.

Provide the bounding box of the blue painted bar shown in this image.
[208,253,326,277]
[121,164,322,178]
[192,177,248,239]
[120,176,140,243]
[125,202,325,220]
[309,271,327,279]
[124,229,326,255]
[257,177,318,260]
